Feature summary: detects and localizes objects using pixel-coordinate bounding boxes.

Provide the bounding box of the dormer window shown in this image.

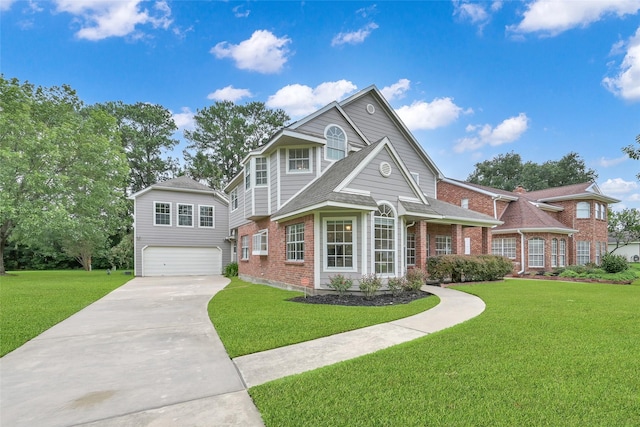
[325,125,346,161]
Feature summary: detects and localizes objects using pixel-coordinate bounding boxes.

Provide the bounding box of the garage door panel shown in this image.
[143,247,222,276]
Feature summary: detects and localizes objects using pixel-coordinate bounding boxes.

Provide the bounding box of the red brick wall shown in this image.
[238,214,315,290]
[438,181,497,217]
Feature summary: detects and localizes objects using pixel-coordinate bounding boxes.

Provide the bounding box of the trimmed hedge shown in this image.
[426,254,513,283]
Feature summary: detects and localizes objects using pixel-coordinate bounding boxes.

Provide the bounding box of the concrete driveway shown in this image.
[0,276,264,427]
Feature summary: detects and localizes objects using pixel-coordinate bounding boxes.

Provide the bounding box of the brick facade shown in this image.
[237,214,315,291]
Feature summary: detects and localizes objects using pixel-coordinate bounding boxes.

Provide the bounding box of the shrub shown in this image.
[387,276,406,296]
[359,274,382,300]
[223,262,238,277]
[327,274,353,296]
[404,268,427,291]
[427,255,512,283]
[601,253,629,274]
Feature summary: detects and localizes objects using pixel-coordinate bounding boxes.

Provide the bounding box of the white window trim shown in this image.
[577,201,590,219]
[286,222,305,262]
[244,163,251,192]
[372,203,397,276]
[230,187,238,212]
[435,235,452,255]
[324,124,348,162]
[286,148,312,174]
[252,229,268,256]
[241,235,249,260]
[528,238,545,268]
[177,203,194,228]
[198,204,215,228]
[410,172,420,185]
[323,216,357,272]
[153,201,172,227]
[255,157,268,187]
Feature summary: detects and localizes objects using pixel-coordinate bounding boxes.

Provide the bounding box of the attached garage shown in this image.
[142,246,222,276]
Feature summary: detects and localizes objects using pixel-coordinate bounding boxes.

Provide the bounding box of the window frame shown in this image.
[323,217,357,272]
[374,204,396,275]
[154,201,172,226]
[406,232,416,266]
[287,148,311,173]
[255,157,268,186]
[324,124,347,161]
[241,235,249,260]
[177,203,194,228]
[199,204,215,228]
[435,235,452,255]
[576,201,590,219]
[244,163,251,191]
[492,237,516,259]
[558,239,566,267]
[577,241,590,265]
[528,237,545,268]
[286,223,305,262]
[230,187,238,211]
[252,229,268,256]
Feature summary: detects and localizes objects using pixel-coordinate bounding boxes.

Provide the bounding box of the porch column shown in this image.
[451,224,464,254]
[481,227,491,254]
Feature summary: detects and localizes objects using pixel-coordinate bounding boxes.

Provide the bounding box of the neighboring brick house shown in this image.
[438,179,619,274]
[223,86,501,293]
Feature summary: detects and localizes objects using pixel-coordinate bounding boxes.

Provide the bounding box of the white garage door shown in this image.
[143,247,222,276]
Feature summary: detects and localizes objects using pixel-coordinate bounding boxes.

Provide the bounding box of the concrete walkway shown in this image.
[0,276,264,427]
[1,278,484,427]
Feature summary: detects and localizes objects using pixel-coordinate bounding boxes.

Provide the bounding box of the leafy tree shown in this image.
[183,101,289,189]
[608,208,640,253]
[0,77,129,274]
[622,134,640,180]
[467,151,598,192]
[97,101,179,194]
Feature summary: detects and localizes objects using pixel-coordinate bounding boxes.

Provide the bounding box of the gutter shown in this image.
[517,230,526,275]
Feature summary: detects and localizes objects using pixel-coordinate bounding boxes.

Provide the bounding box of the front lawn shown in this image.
[249,279,640,426]
[208,278,439,358]
[0,270,132,356]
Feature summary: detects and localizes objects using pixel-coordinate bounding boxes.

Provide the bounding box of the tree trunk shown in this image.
[0,222,12,275]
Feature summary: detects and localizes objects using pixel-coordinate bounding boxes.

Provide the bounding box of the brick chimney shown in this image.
[514,185,526,194]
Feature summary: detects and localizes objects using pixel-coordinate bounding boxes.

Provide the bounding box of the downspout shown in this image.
[517,230,525,275]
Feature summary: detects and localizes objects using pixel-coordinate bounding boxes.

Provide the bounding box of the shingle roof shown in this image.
[494,197,576,232]
[401,197,502,226]
[273,140,383,219]
[152,176,216,193]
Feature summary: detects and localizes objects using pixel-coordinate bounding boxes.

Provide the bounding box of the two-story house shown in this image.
[438,179,619,274]
[223,86,501,292]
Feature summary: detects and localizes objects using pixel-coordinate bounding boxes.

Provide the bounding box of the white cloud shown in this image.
[172,107,195,131]
[395,97,464,131]
[603,27,640,102]
[598,155,628,168]
[232,5,250,18]
[454,113,529,152]
[510,0,640,36]
[600,177,639,194]
[380,79,411,101]
[355,5,377,18]
[211,30,291,74]
[266,80,358,117]
[54,0,172,40]
[453,0,501,31]
[332,22,379,46]
[0,0,16,11]
[207,86,253,102]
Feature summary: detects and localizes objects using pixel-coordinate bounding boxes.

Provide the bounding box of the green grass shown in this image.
[630,263,640,285]
[249,279,640,426]
[208,277,439,358]
[0,270,132,356]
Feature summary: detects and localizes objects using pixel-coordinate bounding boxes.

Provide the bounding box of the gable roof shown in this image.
[526,182,619,204]
[129,176,228,204]
[493,198,577,234]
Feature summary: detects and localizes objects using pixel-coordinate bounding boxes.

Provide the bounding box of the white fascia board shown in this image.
[440,177,519,201]
[492,227,579,235]
[427,216,503,227]
[272,201,377,222]
[340,187,371,196]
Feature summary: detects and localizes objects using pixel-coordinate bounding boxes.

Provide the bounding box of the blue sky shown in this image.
[2,0,639,209]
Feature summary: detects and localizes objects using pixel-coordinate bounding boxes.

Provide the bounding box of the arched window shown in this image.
[374,204,395,274]
[325,125,346,160]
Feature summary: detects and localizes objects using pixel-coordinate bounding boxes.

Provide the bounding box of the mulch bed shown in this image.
[289,290,433,307]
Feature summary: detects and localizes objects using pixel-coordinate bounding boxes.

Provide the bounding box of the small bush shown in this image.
[359,274,382,300]
[404,268,427,291]
[327,274,353,296]
[223,262,238,277]
[387,276,406,296]
[601,253,629,274]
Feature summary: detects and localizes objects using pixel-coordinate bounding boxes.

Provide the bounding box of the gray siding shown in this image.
[347,147,419,203]
[229,182,249,230]
[297,108,367,150]
[134,188,230,276]
[270,151,278,212]
[254,186,269,216]
[279,147,317,208]
[341,93,438,197]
